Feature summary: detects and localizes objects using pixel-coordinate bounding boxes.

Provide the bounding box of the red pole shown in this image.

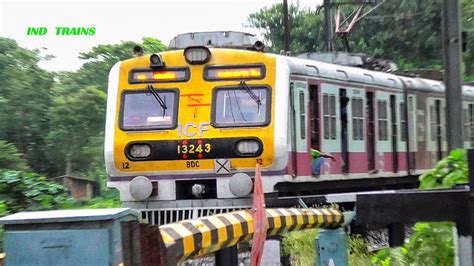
[250,163,267,265]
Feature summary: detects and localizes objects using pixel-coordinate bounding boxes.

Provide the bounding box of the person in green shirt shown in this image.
[311,148,336,176]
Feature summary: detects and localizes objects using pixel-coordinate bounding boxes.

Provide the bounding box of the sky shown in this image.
[0,0,322,71]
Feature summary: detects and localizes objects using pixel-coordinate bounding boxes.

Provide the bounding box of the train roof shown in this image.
[281,54,474,98]
[164,31,474,98]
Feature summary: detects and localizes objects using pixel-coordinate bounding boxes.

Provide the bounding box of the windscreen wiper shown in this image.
[239,80,262,111]
[146,84,167,117]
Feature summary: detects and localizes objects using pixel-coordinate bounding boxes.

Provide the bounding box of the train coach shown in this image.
[104,31,474,224]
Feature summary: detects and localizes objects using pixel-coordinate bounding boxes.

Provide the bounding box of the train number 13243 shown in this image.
[177,143,211,154]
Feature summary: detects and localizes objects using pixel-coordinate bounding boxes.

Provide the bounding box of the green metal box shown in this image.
[0,208,138,265]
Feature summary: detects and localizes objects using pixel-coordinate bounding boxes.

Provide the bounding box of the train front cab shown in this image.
[105,48,292,211]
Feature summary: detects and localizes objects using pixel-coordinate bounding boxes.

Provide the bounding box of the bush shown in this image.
[0,170,70,212]
[281,229,319,265]
[372,149,467,265]
[419,149,467,189]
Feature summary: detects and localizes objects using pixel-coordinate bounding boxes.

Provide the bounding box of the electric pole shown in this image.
[442,0,463,151]
[323,0,334,52]
[283,0,291,53]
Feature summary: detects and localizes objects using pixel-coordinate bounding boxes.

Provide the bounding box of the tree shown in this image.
[46,87,106,176]
[0,38,54,174]
[246,3,326,54]
[56,37,167,92]
[46,37,166,178]
[0,140,28,171]
[247,1,474,80]
[463,0,474,79]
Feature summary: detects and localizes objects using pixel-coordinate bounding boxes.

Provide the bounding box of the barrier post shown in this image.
[316,228,348,266]
[215,246,238,266]
[250,163,267,266]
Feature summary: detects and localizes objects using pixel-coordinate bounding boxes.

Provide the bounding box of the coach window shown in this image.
[400,103,407,141]
[299,91,306,139]
[377,100,388,141]
[212,86,270,127]
[464,108,470,141]
[429,104,437,141]
[441,105,446,140]
[120,89,178,130]
[323,94,336,139]
[351,98,364,140]
[470,104,474,146]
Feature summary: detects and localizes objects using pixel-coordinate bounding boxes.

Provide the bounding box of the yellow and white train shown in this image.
[105,31,474,224]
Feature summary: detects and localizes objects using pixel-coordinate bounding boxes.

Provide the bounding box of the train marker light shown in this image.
[130,69,188,83]
[217,69,261,79]
[205,65,265,80]
[184,46,211,65]
[150,54,165,68]
[153,72,176,80]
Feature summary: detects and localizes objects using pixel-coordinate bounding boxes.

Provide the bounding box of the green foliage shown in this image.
[0,171,72,252]
[247,0,474,79]
[67,196,123,210]
[406,150,465,265]
[246,3,325,54]
[371,223,454,265]
[59,37,166,92]
[0,38,54,174]
[0,140,28,171]
[347,235,372,265]
[0,201,5,251]
[282,230,377,264]
[1,36,165,177]
[370,150,466,265]
[0,35,170,251]
[404,222,454,265]
[0,170,70,213]
[281,229,319,265]
[47,37,165,177]
[46,87,106,175]
[463,0,474,81]
[372,247,408,266]
[419,149,468,189]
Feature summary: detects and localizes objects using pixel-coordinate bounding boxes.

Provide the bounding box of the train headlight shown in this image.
[128,144,152,159]
[229,173,253,197]
[129,175,153,200]
[236,140,260,155]
[184,46,211,65]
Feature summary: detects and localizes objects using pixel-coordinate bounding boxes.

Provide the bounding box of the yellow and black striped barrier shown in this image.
[159,208,343,262]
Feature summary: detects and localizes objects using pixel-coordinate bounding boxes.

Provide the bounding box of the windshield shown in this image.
[213,86,270,127]
[120,90,177,130]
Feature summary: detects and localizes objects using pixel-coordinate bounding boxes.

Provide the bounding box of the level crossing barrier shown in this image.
[159,207,344,263]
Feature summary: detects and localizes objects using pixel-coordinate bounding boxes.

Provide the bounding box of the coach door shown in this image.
[309,84,320,149]
[390,95,399,172]
[366,91,376,172]
[290,81,311,176]
[340,89,349,174]
[470,104,474,148]
[435,99,442,160]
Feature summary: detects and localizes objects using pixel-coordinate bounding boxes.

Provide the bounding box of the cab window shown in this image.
[120,89,178,130]
[212,86,270,127]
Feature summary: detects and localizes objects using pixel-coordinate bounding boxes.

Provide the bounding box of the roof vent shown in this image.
[168,31,264,51]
